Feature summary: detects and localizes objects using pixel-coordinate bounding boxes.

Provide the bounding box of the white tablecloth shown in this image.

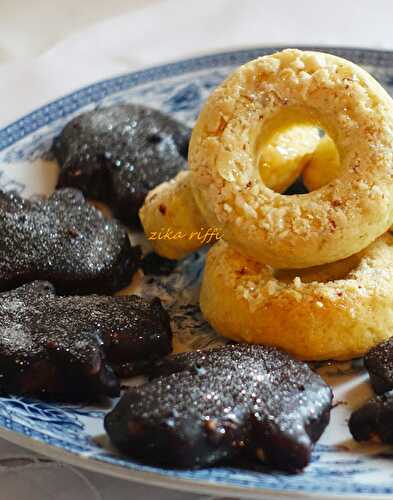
[1,0,393,498]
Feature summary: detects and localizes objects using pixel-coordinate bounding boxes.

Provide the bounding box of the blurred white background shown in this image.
[2,0,393,63]
[2,0,393,126]
[0,0,160,62]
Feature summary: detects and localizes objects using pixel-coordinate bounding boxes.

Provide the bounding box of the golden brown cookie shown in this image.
[190,49,393,268]
[200,234,393,360]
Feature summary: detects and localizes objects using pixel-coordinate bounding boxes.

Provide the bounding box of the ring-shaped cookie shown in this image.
[200,234,393,361]
[190,49,393,268]
[140,125,321,259]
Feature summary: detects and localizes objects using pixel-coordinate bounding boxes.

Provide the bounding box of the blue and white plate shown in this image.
[1,47,393,500]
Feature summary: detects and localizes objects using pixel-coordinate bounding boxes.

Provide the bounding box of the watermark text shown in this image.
[148,227,223,245]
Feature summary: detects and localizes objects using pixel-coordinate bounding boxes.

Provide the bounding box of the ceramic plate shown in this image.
[1,46,393,500]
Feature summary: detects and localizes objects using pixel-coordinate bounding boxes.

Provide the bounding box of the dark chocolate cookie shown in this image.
[0,188,140,294]
[53,104,190,226]
[105,345,332,471]
[349,391,393,444]
[0,281,172,401]
[364,338,393,394]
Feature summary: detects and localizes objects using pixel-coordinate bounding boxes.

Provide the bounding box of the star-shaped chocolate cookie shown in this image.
[105,345,332,471]
[0,281,172,401]
[0,188,140,294]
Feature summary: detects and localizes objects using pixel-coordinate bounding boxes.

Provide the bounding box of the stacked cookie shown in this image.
[140,49,393,361]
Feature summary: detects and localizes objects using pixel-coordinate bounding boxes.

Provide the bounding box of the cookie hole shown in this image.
[256,123,341,196]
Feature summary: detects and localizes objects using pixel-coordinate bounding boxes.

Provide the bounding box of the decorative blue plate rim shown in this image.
[0,426,349,500]
[1,46,393,499]
[2,45,393,150]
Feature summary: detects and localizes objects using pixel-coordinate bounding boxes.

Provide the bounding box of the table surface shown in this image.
[1,0,393,498]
